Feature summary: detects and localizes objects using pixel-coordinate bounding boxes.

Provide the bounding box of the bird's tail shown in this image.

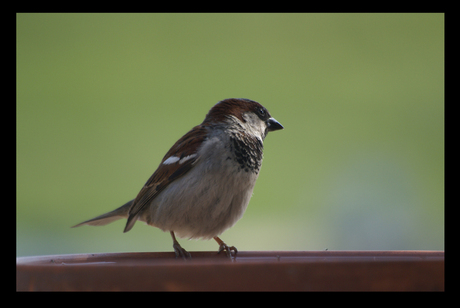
[71,200,133,228]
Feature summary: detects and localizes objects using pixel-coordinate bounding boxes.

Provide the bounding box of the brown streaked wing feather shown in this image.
[125,125,208,227]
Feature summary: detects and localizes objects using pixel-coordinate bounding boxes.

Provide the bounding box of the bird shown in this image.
[72,98,283,259]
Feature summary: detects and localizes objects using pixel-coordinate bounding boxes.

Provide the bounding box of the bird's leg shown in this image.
[170,231,191,259]
[213,236,238,258]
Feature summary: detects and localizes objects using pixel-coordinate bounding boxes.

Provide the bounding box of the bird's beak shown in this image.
[266,117,284,132]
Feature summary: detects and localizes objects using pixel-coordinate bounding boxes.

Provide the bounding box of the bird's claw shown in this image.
[173,242,191,260]
[214,236,237,259]
[217,242,238,258]
[171,231,191,260]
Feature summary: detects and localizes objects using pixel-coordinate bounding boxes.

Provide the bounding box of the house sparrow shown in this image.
[72,98,283,259]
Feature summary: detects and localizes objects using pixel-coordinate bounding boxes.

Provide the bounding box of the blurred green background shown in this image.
[17,13,444,256]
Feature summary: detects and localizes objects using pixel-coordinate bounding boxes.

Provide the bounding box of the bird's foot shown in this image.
[214,236,238,259]
[171,231,191,260]
[173,242,191,259]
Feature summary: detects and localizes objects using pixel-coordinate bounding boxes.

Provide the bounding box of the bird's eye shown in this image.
[258,108,265,116]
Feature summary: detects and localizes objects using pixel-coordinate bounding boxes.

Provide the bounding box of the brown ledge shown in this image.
[16,250,444,291]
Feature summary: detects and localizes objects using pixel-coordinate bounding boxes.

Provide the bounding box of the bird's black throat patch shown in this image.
[228,132,263,174]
